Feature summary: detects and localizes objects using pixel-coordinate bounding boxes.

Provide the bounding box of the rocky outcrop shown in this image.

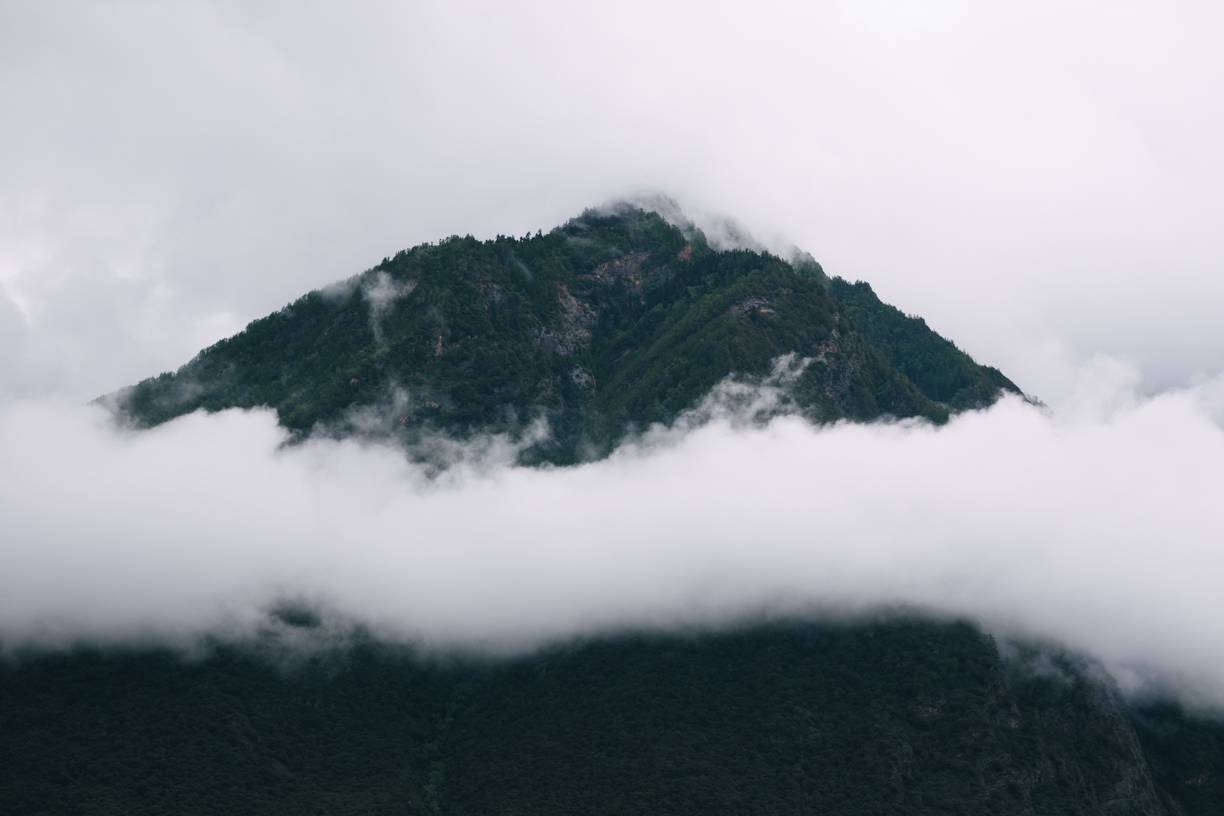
[536,283,597,355]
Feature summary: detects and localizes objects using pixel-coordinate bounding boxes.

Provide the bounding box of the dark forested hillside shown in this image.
[2,621,1219,816]
[108,205,1021,464]
[828,278,1019,410]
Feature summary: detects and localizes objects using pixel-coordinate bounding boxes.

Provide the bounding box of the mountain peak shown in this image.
[107,204,1020,465]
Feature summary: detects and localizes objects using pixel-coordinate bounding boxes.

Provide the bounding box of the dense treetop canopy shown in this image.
[110,205,1021,464]
[3,620,1218,816]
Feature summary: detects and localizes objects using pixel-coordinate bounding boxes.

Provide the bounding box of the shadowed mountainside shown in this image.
[2,620,1220,816]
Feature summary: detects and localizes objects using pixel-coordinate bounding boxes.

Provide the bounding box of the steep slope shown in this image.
[1133,702,1224,815]
[109,206,1020,464]
[3,621,1218,815]
[828,278,1021,410]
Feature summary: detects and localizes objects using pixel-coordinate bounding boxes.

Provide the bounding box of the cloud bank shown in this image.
[3,358,1222,708]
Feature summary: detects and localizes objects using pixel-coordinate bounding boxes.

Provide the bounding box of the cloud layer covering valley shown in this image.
[3,361,1223,708]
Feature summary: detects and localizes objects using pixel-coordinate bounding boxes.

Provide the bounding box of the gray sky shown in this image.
[3,2,1224,705]
[3,0,1223,405]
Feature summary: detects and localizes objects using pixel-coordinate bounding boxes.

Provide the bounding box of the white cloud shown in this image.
[2,360,1223,707]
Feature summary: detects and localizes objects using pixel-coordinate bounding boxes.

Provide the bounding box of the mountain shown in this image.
[13,208,1222,813]
[107,204,1022,464]
[3,619,1221,815]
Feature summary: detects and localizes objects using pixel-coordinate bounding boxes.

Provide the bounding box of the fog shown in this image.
[3,358,1223,706]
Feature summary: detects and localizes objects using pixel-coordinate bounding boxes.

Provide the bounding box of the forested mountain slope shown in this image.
[828,278,1018,410]
[108,206,1021,464]
[2,621,1219,816]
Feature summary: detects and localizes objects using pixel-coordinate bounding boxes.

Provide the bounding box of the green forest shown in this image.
[2,620,1219,815]
[110,206,1021,465]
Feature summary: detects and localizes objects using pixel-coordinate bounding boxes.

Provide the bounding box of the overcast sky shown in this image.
[3,0,1223,406]
[3,2,1224,705]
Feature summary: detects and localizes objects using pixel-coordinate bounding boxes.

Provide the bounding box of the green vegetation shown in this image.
[2,621,1218,815]
[111,206,1020,464]
[1133,701,1224,815]
[828,278,1021,410]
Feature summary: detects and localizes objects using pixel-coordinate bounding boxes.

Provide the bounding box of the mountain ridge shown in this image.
[107,204,1022,464]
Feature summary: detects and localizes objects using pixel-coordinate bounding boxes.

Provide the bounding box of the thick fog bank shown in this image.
[1,359,1223,707]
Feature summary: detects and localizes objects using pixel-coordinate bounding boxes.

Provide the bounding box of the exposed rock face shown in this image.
[536,283,597,355]
[805,312,869,405]
[728,296,774,315]
[586,250,650,285]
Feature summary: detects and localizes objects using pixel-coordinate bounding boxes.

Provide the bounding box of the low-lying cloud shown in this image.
[2,359,1223,708]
